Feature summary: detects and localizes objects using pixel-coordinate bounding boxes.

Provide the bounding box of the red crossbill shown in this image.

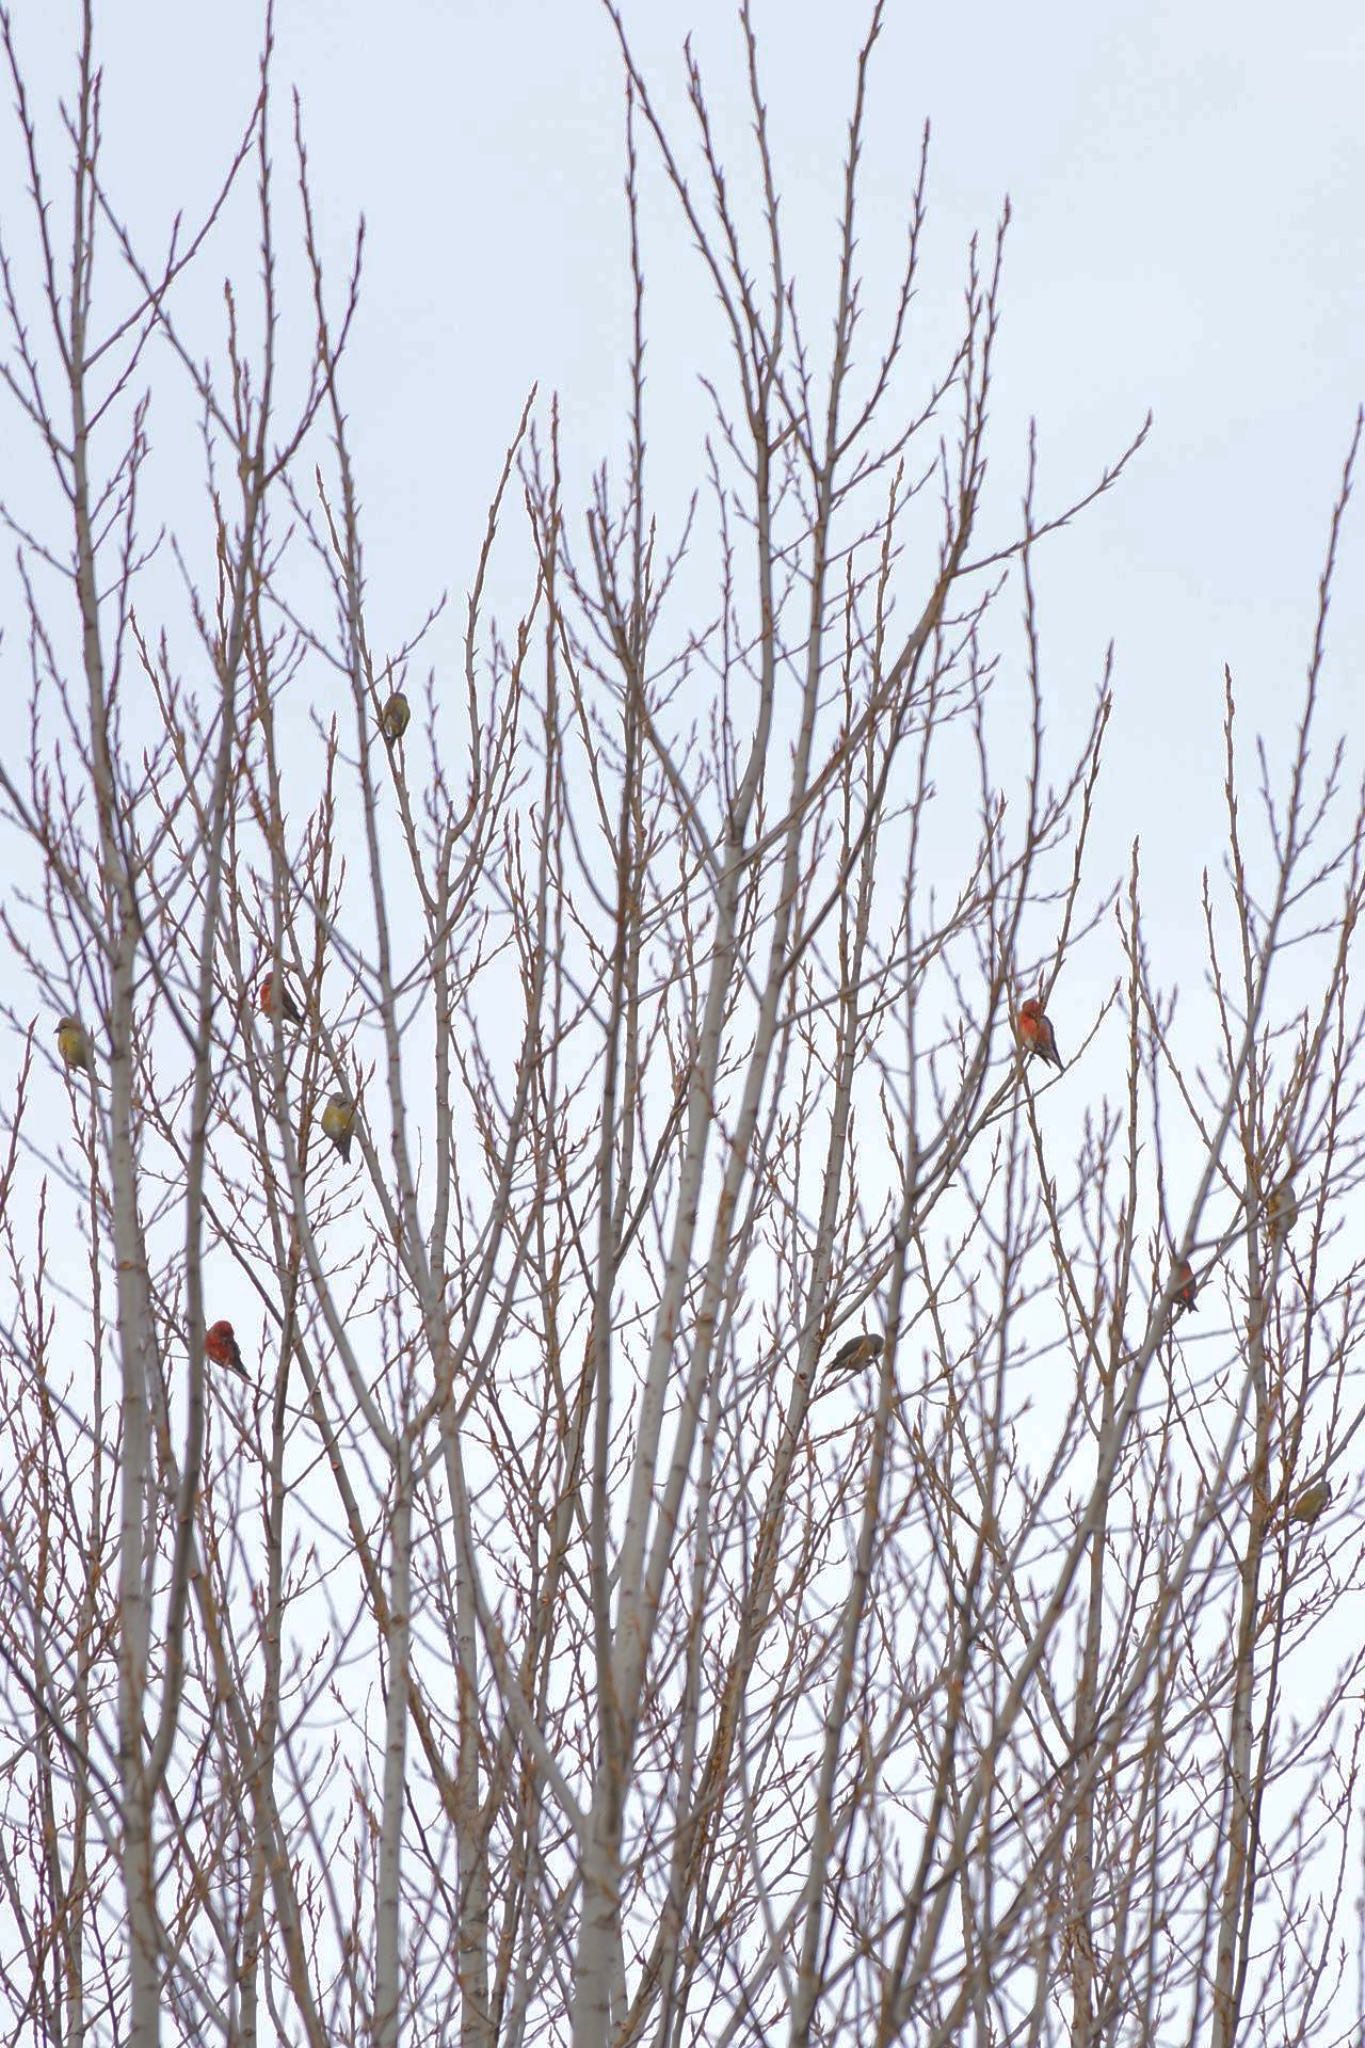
[1287,1476,1332,1526]
[1171,1258,1198,1318]
[826,1331,885,1378]
[204,1320,248,1380]
[381,691,411,743]
[1266,1176,1298,1247]
[55,1015,96,1076]
[1014,997,1063,1071]
[321,1093,357,1161]
[257,973,303,1026]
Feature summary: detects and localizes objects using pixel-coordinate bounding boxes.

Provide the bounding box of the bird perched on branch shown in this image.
[1171,1258,1198,1318]
[204,1320,248,1380]
[321,1093,357,1161]
[257,973,303,1026]
[825,1331,885,1379]
[1014,997,1063,1071]
[1266,1175,1298,1247]
[381,691,410,744]
[1286,1476,1332,1527]
[55,1015,97,1078]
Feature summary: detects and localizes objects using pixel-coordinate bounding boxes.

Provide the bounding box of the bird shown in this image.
[1014,997,1063,1071]
[1171,1258,1198,1318]
[204,1320,248,1380]
[825,1331,885,1378]
[1266,1175,1298,1247]
[321,1093,357,1161]
[380,691,411,744]
[257,973,303,1026]
[55,1015,96,1077]
[1286,1476,1332,1527]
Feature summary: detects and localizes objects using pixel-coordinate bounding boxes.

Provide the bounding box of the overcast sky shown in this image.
[6,0,1364,998]
[81,2,1361,894]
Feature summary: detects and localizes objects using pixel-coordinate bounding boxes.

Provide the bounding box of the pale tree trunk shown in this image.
[69,113,164,2048]
[375,1457,413,2048]
[455,1529,494,2048]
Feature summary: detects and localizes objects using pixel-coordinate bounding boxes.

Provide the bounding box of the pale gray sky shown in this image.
[2,0,1360,1081]
[17,2,1365,743]
[64,0,1358,925]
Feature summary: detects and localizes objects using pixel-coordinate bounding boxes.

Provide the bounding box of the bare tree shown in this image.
[2,5,1363,2046]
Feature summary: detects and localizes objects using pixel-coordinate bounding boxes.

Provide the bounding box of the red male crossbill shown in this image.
[204,1320,248,1379]
[257,973,303,1026]
[1171,1258,1198,1318]
[1014,997,1063,1070]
